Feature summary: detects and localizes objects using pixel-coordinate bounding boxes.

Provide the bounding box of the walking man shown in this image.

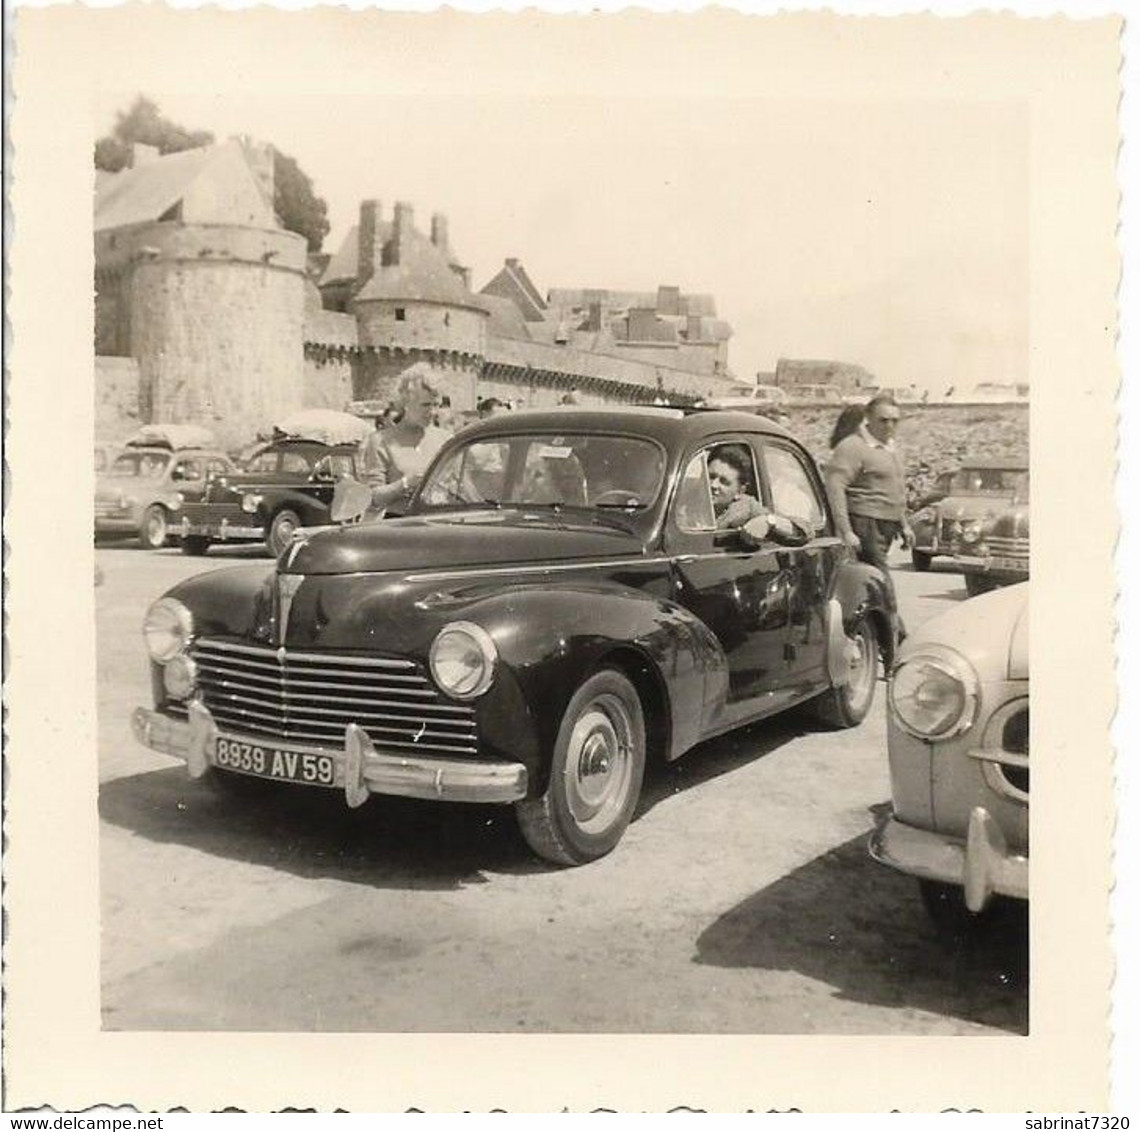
[824,393,914,634]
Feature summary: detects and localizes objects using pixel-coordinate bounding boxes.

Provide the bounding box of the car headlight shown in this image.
[961,522,981,544]
[912,507,934,524]
[143,597,194,663]
[241,493,263,514]
[163,655,198,700]
[889,645,980,740]
[429,621,497,699]
[119,493,134,510]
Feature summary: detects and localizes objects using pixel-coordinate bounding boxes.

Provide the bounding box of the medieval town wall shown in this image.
[302,306,358,410]
[95,356,142,440]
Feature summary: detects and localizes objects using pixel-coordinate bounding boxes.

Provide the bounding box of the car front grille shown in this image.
[999,705,1029,794]
[94,500,125,517]
[186,639,479,757]
[986,535,1030,562]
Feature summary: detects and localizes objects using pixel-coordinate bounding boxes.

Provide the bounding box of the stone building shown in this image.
[95,141,741,444]
[94,138,308,446]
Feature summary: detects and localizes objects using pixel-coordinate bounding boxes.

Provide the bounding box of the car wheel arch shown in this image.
[591,644,672,767]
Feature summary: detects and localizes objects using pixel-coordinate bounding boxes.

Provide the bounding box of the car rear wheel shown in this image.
[139,505,169,549]
[964,573,994,597]
[516,669,646,866]
[267,509,301,557]
[810,616,879,728]
[180,535,211,556]
[911,549,932,572]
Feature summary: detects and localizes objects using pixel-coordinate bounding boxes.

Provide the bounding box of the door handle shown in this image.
[673,554,698,565]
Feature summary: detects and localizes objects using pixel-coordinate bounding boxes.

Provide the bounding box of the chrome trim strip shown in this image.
[205,692,475,733]
[194,656,431,688]
[194,639,417,669]
[196,677,469,714]
[406,555,665,583]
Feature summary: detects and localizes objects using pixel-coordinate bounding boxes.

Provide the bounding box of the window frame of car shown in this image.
[750,437,833,538]
[668,434,768,548]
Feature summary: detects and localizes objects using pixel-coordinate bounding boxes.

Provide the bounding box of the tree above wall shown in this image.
[96,96,331,252]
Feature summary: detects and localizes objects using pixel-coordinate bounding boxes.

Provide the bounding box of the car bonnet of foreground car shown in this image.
[900,582,1027,680]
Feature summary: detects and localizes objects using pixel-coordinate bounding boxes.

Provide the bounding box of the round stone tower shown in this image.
[350,200,488,410]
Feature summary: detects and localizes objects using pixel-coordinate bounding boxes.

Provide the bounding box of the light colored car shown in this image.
[702,385,788,411]
[869,583,1028,931]
[95,442,235,549]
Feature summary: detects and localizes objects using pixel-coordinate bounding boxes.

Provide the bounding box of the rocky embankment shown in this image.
[783,403,1028,508]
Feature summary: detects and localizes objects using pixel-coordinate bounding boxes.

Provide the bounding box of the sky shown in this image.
[96,88,1029,395]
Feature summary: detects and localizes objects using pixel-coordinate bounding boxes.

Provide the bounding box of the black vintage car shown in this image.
[177,438,362,557]
[135,407,895,864]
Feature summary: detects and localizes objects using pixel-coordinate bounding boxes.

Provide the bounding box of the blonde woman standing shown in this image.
[360,366,450,515]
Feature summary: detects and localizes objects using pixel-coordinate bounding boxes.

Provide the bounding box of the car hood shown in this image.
[901,582,1028,681]
[282,509,645,577]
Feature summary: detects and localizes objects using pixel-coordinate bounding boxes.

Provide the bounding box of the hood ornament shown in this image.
[276,573,305,646]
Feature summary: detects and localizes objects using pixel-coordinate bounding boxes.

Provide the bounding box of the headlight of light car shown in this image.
[241,493,263,514]
[889,645,979,740]
[961,522,981,544]
[429,621,497,699]
[163,654,198,699]
[143,597,194,663]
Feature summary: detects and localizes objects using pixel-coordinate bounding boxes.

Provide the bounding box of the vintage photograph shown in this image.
[6,4,1120,1111]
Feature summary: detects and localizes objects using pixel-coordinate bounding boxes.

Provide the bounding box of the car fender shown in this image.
[832,559,895,669]
[433,580,725,793]
[257,488,330,527]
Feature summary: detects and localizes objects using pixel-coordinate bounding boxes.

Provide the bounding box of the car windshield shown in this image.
[420,433,666,511]
[109,451,171,478]
[947,467,1028,494]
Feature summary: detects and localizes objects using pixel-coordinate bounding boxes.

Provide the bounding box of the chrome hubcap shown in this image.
[563,693,634,835]
[147,513,165,544]
[846,627,875,709]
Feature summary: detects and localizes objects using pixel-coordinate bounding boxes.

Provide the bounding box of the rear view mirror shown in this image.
[330,479,372,525]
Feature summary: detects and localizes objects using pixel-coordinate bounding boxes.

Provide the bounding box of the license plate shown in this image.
[213,736,336,787]
[988,556,1027,573]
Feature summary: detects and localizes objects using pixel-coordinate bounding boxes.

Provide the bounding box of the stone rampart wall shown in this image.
[95,356,142,440]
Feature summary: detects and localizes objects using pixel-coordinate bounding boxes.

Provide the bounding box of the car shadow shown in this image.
[694,823,1028,1033]
[636,714,805,819]
[99,766,545,891]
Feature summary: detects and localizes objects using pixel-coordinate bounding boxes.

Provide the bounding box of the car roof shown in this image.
[116,445,228,458]
[455,405,800,446]
[953,458,1028,472]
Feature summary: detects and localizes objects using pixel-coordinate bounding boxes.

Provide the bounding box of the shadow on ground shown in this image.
[694,825,1028,1033]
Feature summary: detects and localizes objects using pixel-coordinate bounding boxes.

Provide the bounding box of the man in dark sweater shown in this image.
[824,394,914,624]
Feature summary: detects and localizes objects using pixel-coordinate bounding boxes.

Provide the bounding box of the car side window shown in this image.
[674,451,716,532]
[281,452,311,474]
[246,451,278,473]
[328,454,355,479]
[172,459,202,482]
[760,444,826,531]
[206,459,229,477]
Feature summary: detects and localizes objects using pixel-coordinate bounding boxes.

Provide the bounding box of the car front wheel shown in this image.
[811,615,879,728]
[516,669,646,866]
[139,505,169,549]
[266,509,301,557]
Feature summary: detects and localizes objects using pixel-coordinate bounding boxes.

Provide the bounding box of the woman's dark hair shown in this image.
[709,444,755,493]
[830,404,865,448]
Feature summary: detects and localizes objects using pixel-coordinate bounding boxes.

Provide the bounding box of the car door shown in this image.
[666,439,800,733]
[754,438,841,696]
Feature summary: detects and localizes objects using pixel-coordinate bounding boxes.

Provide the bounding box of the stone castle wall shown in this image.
[102,222,307,449]
[95,356,142,440]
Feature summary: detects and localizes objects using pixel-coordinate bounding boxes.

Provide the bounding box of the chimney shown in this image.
[391,201,415,264]
[132,143,160,167]
[431,213,450,253]
[657,285,680,316]
[357,199,382,287]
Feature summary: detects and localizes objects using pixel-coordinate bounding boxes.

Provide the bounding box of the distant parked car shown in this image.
[133,406,897,865]
[909,461,1029,575]
[177,436,364,557]
[702,385,788,412]
[95,428,234,549]
[869,583,1028,932]
[785,383,845,404]
[955,486,1030,597]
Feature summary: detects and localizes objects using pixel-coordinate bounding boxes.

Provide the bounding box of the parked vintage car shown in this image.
[955,490,1030,597]
[869,583,1028,932]
[909,460,1029,575]
[177,437,364,557]
[701,385,788,412]
[133,407,897,864]
[94,427,234,549]
[784,383,845,405]
[94,441,125,475]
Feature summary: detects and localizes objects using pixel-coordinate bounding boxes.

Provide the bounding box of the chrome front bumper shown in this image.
[132,702,529,805]
[179,516,264,540]
[868,808,1028,912]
